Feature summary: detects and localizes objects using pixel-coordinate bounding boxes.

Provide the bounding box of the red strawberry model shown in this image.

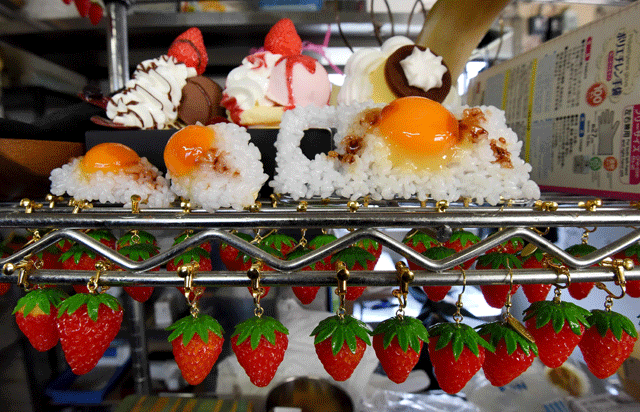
[477,321,538,387]
[475,251,522,309]
[564,243,598,300]
[311,315,371,381]
[13,288,66,351]
[287,247,321,305]
[231,316,289,387]
[578,309,638,379]
[167,314,225,385]
[442,229,480,269]
[219,232,254,271]
[168,27,208,75]
[520,249,552,303]
[427,322,493,394]
[59,229,117,294]
[522,299,591,368]
[118,242,160,303]
[56,292,123,375]
[308,232,338,270]
[420,246,458,302]
[331,246,377,301]
[167,232,212,301]
[264,18,302,57]
[372,316,429,384]
[613,243,640,298]
[402,230,438,271]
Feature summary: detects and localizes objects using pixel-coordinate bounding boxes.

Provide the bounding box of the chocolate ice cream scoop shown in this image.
[178,76,225,125]
[384,45,452,103]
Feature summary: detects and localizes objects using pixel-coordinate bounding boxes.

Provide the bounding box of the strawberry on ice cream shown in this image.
[221,18,331,127]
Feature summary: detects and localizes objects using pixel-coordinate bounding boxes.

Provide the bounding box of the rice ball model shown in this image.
[163,124,268,211]
[270,96,540,205]
[49,143,175,208]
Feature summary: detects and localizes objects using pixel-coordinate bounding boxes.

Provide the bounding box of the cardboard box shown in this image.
[467,2,640,200]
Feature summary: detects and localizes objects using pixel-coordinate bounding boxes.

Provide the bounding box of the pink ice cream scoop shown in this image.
[266,55,331,109]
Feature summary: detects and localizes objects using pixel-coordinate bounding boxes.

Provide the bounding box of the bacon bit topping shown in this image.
[202,148,232,174]
[490,137,513,168]
[459,107,488,143]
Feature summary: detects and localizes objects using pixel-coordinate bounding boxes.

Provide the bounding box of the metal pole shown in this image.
[106,0,130,92]
[126,296,151,395]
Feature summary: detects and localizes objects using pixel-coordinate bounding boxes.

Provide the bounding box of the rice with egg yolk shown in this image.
[49,156,175,208]
[165,122,268,212]
[270,101,540,204]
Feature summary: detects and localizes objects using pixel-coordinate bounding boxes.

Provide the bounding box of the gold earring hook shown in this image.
[453,268,466,324]
[88,261,112,294]
[598,257,632,310]
[393,261,414,320]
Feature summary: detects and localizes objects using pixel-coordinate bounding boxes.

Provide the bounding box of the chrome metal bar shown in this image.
[106,0,130,92]
[125,297,150,395]
[3,226,640,273]
[2,208,640,230]
[3,267,638,287]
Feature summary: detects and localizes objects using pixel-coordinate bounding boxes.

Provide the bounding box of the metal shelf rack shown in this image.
[2,196,640,289]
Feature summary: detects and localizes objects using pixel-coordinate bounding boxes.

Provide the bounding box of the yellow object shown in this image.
[367,61,396,104]
[80,142,141,175]
[163,125,216,177]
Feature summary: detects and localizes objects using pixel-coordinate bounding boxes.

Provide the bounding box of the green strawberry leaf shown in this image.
[565,243,597,257]
[35,244,62,260]
[231,316,289,351]
[260,233,296,251]
[172,246,209,266]
[522,300,591,335]
[372,316,429,353]
[357,238,379,251]
[13,288,67,316]
[623,243,640,259]
[477,252,523,269]
[221,231,254,250]
[287,247,321,270]
[311,315,372,356]
[57,293,122,322]
[118,243,159,261]
[331,246,375,269]
[245,243,284,264]
[308,233,338,249]
[422,246,456,261]
[448,230,480,247]
[87,229,116,244]
[117,230,156,247]
[586,309,638,340]
[166,314,224,346]
[59,244,97,264]
[403,231,438,249]
[428,322,494,361]
[476,321,538,356]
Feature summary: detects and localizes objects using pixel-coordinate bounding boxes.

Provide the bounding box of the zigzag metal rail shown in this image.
[2,201,640,287]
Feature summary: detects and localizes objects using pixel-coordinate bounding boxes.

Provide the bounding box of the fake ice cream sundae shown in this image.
[103,28,225,129]
[221,18,332,127]
[337,36,457,107]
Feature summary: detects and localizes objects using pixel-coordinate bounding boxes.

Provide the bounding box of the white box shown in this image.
[468,2,640,200]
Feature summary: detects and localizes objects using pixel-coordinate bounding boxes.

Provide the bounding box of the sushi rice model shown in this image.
[49,142,175,208]
[270,96,540,205]
[163,123,268,212]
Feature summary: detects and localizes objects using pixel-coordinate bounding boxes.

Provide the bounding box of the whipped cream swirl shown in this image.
[337,36,414,105]
[106,55,196,129]
[223,51,283,111]
[400,47,448,92]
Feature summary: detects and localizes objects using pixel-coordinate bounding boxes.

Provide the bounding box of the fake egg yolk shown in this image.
[164,125,216,177]
[374,96,461,171]
[80,142,141,175]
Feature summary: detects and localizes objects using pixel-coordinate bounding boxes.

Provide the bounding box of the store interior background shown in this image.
[0,1,638,411]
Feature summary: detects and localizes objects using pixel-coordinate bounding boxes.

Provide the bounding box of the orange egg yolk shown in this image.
[80,142,141,175]
[164,125,216,177]
[373,96,461,171]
